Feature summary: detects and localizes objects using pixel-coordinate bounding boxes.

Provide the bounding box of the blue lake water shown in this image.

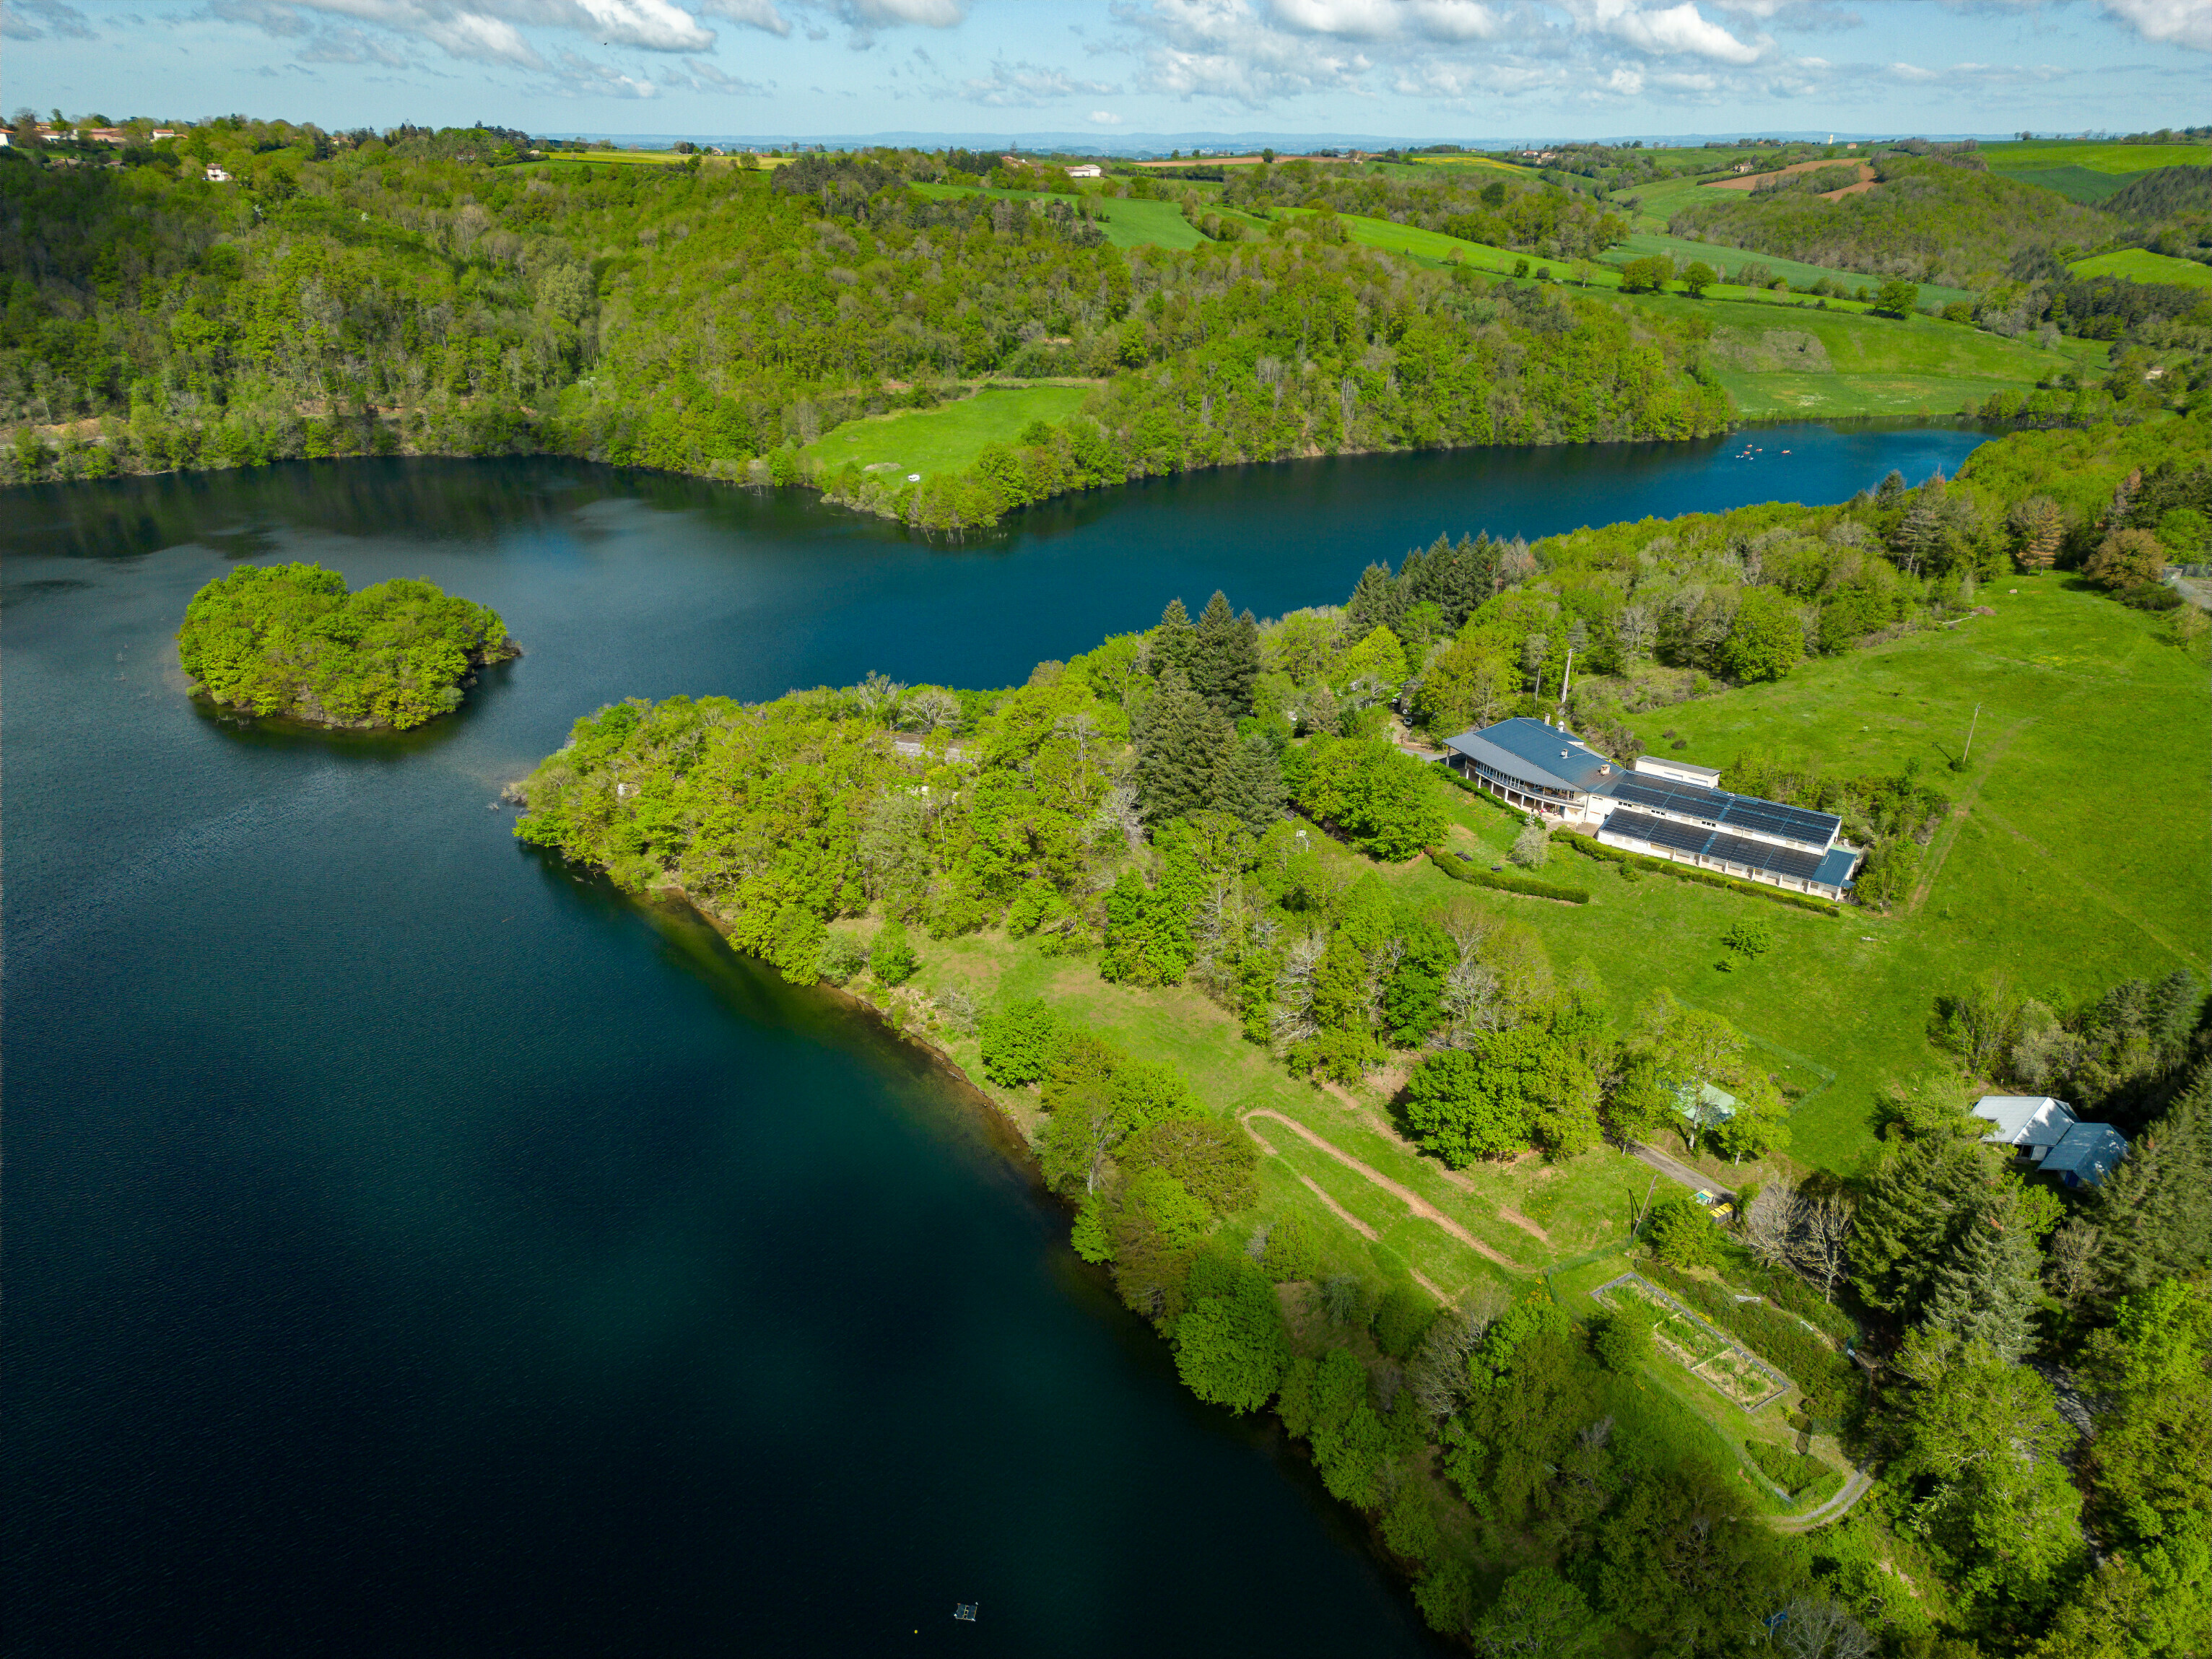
[1,425,1985,1658]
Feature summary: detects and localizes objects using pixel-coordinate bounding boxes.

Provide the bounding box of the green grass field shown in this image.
[909,183,1209,251]
[801,384,1094,478]
[1982,140,2212,175]
[1605,289,2100,419]
[1438,577,2208,1172]
[2070,248,2212,289]
[2001,167,2139,205]
[1602,231,1975,310]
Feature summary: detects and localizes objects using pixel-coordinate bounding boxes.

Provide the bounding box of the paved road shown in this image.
[1627,1140,1734,1202]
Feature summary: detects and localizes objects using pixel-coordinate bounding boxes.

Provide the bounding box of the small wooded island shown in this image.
[178,563,519,729]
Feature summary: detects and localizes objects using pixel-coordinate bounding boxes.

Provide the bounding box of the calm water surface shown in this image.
[4,427,1985,1658]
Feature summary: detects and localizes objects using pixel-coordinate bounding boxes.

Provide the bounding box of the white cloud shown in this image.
[1886,56,1939,77]
[1562,0,1768,63]
[1089,106,1125,118]
[698,0,791,34]
[2098,0,2212,50]
[206,0,715,71]
[954,56,1120,104]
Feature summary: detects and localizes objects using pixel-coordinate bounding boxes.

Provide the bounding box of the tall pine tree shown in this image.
[1341,562,1404,640]
[1211,732,1286,837]
[2086,1061,2212,1307]
[1850,1136,1996,1316]
[1189,590,1260,716]
[1920,1187,2045,1362]
[1150,598,1195,681]
[1136,665,1229,824]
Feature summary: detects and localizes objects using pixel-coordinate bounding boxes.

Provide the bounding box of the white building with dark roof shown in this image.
[1438,717,1863,900]
[1971,1094,2128,1188]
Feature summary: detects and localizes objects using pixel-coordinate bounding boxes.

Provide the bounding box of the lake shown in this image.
[1,426,1985,1657]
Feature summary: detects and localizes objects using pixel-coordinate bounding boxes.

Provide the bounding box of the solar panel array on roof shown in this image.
[1707,831,1824,882]
[1602,812,1835,885]
[1607,810,1711,858]
[1718,798,1839,846]
[1611,776,1731,819]
[1608,775,1837,849]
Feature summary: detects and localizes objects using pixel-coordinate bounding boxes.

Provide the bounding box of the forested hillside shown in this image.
[1668,155,2108,289]
[0,119,1726,519]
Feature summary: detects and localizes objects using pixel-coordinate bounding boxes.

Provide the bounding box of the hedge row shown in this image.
[1424,849,1590,904]
[1643,1260,1860,1419]
[1556,830,1842,917]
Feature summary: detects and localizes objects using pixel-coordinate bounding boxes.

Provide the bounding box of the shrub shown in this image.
[979,998,1062,1087]
[816,931,868,985]
[1373,1282,1437,1359]
[1592,1304,1655,1372]
[1722,918,1775,958]
[1644,1191,1719,1267]
[871,919,920,985]
[1508,817,1551,869]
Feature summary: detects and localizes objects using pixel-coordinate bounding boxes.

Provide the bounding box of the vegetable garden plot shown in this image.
[1595,1273,1793,1412]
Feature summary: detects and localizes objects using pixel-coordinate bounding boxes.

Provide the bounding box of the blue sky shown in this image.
[4,1,2206,142]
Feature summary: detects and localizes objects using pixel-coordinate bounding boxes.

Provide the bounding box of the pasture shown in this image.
[2070,248,2212,289]
[801,384,1094,479]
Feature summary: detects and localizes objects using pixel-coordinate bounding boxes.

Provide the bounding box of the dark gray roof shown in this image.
[1443,718,1619,794]
[2043,1122,2128,1185]
[1608,772,1840,850]
[1603,809,1832,884]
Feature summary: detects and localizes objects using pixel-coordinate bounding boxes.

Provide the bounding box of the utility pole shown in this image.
[1556,645,1575,716]
[1961,702,1982,766]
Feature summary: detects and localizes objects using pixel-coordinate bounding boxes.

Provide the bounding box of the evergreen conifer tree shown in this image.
[1920,1188,2045,1361]
[1136,665,1229,823]
[2086,1062,2212,1306]
[1151,598,1195,680]
[1211,732,1286,837]
[1850,1136,1993,1315]
[1189,590,1261,715]
[1341,561,1404,639]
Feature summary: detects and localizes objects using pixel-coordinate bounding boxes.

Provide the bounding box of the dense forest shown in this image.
[177,562,516,728]
[508,405,2211,1657]
[0,119,1727,523]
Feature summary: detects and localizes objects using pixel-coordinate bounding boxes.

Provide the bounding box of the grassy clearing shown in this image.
[907,183,1209,251]
[1982,140,2212,175]
[1607,289,2100,419]
[2003,167,2141,205]
[800,384,1094,478]
[2070,248,2212,289]
[1601,231,1975,310]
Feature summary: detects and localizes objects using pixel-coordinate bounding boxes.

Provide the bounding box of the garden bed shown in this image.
[1594,1271,1793,1411]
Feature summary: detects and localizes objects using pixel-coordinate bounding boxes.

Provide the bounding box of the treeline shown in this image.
[0,121,1728,513]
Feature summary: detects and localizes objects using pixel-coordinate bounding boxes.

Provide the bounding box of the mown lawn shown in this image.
[2070,248,2212,289]
[801,384,1094,478]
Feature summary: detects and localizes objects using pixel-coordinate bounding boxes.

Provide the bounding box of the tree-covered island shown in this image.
[178,562,518,728]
